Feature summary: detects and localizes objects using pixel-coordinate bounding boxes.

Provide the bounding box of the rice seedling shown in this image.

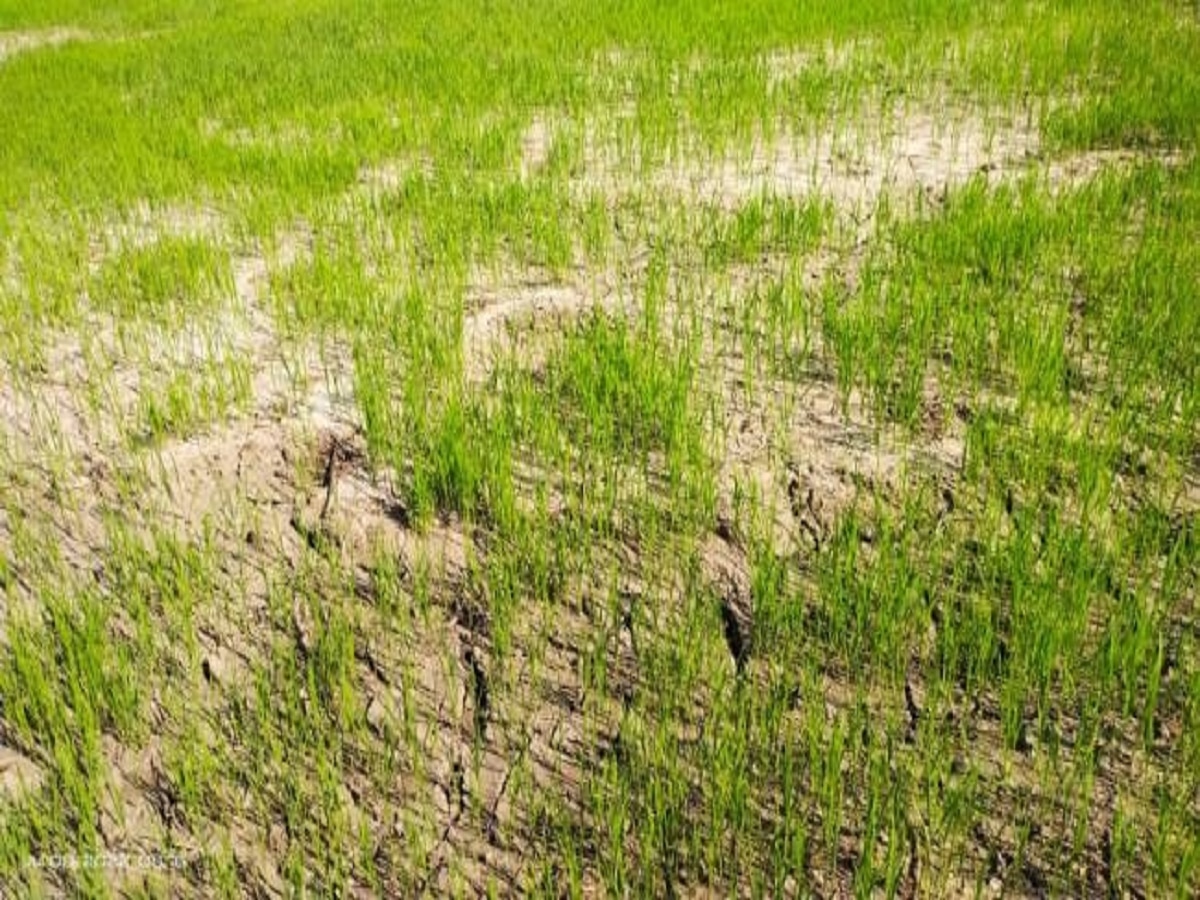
[0,0,1197,896]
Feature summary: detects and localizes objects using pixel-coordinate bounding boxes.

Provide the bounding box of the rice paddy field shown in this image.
[0,1,1198,896]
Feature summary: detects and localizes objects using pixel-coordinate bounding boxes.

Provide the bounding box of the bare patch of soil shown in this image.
[0,27,90,62]
[761,39,872,89]
[632,108,1039,217]
[463,264,636,381]
[0,744,43,802]
[0,216,331,463]
[561,101,1187,225]
[356,155,436,197]
[101,414,624,893]
[87,203,226,271]
[717,363,963,555]
[1043,146,1190,187]
[200,119,339,154]
[519,113,556,179]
